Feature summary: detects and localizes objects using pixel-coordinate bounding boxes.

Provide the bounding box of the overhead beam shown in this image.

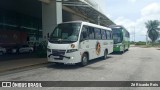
[63,6,94,22]
[39,0,50,4]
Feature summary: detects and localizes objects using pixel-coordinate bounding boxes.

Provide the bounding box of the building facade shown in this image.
[0,0,115,47]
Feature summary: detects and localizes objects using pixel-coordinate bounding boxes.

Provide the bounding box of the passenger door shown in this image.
[106,31,113,53]
[79,26,89,51]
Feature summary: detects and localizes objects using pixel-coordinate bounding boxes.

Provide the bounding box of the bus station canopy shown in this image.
[62,0,115,27]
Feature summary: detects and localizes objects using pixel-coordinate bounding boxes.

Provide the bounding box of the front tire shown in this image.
[80,53,88,66]
[121,45,125,54]
[103,50,108,59]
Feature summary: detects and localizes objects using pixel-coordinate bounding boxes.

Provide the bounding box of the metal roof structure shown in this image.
[61,0,115,27]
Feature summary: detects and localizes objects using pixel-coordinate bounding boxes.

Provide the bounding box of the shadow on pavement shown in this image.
[47,56,112,70]
[47,64,80,69]
[111,52,123,55]
[111,50,129,55]
[88,56,112,65]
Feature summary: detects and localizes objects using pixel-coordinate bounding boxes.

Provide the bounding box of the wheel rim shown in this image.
[82,56,88,65]
[104,51,107,59]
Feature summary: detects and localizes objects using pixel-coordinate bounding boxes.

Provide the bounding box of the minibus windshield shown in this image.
[49,23,81,44]
[112,28,123,44]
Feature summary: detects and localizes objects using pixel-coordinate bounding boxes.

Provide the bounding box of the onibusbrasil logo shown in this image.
[96,42,101,55]
[1,82,42,88]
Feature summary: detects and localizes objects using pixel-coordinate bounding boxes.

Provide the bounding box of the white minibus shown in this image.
[47,21,113,66]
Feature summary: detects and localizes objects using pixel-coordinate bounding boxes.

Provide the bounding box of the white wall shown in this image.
[42,0,62,40]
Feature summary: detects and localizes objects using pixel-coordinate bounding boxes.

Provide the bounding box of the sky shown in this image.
[94,0,160,41]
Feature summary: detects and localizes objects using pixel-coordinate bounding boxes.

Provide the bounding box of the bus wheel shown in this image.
[121,46,125,54]
[126,46,129,51]
[121,50,124,54]
[80,53,88,66]
[103,50,108,59]
[126,48,129,51]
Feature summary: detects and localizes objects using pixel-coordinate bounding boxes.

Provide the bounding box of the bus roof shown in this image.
[109,25,129,30]
[60,21,112,31]
[109,25,125,28]
[109,25,129,32]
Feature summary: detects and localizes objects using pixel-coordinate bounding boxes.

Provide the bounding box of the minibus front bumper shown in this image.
[47,51,81,64]
[48,54,71,59]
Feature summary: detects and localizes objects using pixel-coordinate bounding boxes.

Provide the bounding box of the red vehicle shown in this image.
[0,30,27,53]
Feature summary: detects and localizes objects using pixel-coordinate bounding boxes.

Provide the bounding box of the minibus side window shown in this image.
[80,26,89,41]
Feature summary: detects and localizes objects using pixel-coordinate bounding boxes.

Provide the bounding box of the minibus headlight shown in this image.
[67,49,78,53]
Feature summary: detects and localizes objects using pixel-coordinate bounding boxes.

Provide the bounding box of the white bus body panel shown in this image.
[47,42,82,64]
[47,40,113,64]
[79,40,113,60]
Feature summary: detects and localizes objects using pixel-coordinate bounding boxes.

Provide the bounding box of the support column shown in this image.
[42,0,62,40]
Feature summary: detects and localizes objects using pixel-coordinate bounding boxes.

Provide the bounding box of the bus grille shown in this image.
[52,49,66,60]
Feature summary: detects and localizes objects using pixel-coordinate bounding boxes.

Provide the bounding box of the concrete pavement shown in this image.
[0,58,47,73]
[0,47,160,90]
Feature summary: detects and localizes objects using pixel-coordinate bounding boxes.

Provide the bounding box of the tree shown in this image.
[145,20,160,45]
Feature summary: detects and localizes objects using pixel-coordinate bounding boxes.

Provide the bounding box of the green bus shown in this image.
[110,25,130,53]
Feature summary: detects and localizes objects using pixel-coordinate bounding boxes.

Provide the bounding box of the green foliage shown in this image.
[130,41,135,45]
[36,41,47,58]
[135,41,146,45]
[145,20,160,44]
[148,30,159,43]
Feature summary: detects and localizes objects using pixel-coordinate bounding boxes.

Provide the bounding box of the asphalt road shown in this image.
[0,47,160,90]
